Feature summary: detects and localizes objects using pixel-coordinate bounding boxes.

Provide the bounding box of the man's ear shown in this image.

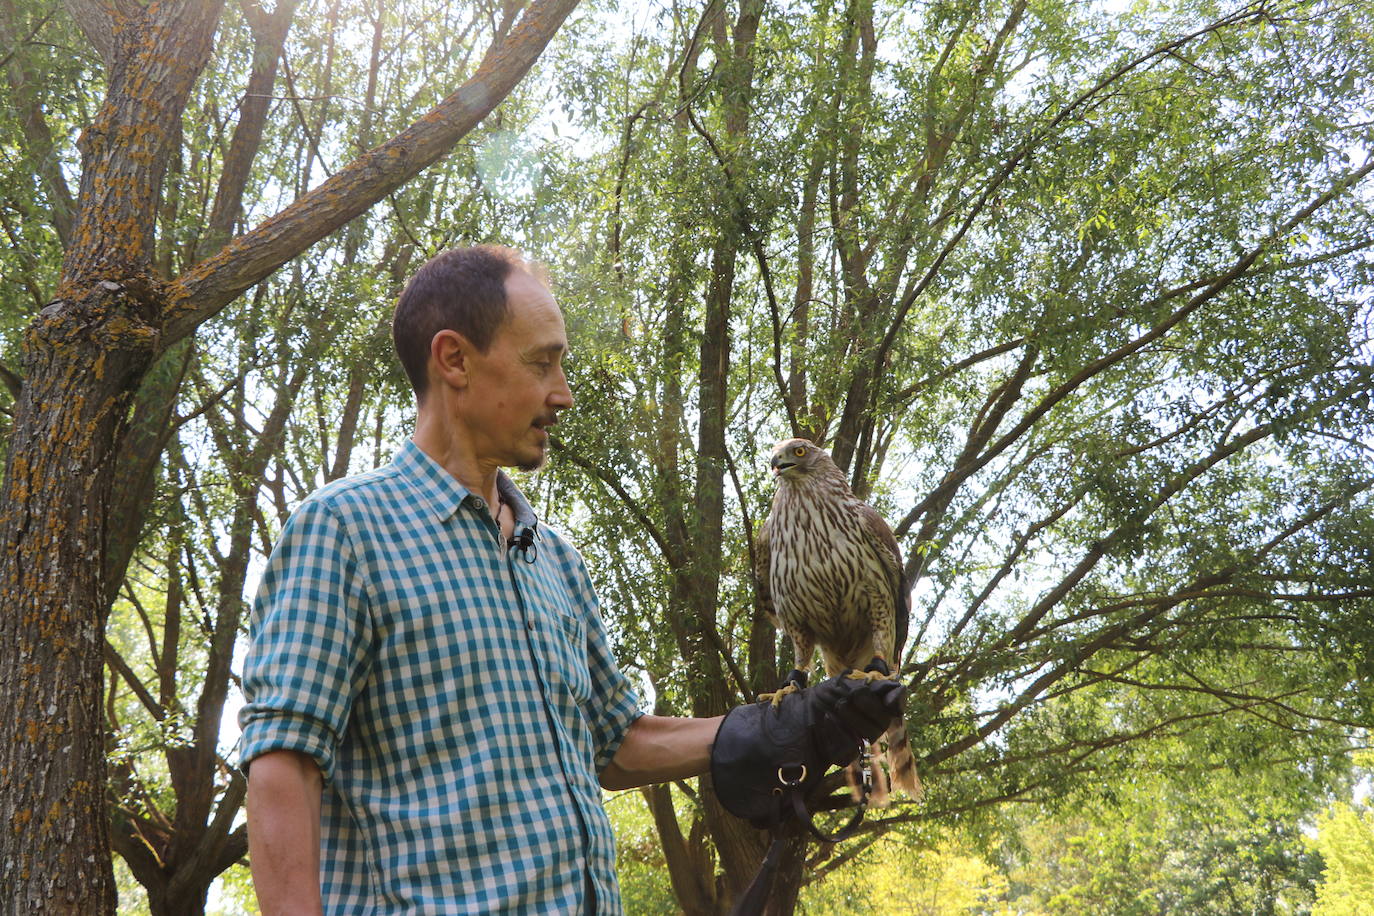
[430,329,473,391]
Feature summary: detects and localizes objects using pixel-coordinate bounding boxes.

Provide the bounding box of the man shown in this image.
[239,246,898,914]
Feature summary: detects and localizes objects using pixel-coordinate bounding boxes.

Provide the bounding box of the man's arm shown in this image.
[247,750,324,916]
[598,714,724,791]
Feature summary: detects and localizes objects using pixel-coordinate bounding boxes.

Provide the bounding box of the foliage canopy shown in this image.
[1,0,1370,912]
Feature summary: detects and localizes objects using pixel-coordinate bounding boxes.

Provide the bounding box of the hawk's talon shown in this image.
[844,656,894,684]
[757,681,801,707]
[845,668,895,684]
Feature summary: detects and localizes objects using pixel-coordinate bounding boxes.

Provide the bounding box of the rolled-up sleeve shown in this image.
[238,498,373,784]
[566,552,644,773]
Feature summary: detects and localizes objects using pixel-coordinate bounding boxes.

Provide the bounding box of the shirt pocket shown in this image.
[521,566,594,706]
[549,607,593,706]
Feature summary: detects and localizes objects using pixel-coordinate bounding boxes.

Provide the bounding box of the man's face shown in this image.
[459,270,573,471]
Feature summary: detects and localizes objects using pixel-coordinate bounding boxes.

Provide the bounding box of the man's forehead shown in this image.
[502,271,566,335]
[505,267,555,303]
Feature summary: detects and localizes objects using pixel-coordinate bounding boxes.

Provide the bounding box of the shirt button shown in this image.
[472,498,486,510]
[527,620,535,631]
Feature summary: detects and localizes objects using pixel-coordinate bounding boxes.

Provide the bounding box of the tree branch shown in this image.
[0,0,76,245]
[195,0,303,262]
[894,152,1374,539]
[61,0,133,68]
[104,640,165,722]
[549,436,673,565]
[167,0,582,347]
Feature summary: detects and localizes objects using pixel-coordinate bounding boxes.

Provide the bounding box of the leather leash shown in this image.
[727,744,874,915]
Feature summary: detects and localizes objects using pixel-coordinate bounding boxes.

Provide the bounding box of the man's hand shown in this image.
[246,750,325,916]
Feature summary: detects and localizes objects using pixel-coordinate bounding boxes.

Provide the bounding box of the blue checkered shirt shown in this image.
[238,440,644,914]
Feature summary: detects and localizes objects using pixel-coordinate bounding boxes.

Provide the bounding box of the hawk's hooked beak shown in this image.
[771,455,795,476]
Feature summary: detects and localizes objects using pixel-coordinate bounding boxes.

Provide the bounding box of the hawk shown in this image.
[756,437,921,804]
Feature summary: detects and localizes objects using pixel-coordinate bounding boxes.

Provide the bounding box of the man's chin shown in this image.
[513,445,548,473]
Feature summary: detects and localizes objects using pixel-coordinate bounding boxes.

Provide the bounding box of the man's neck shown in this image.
[412,407,500,506]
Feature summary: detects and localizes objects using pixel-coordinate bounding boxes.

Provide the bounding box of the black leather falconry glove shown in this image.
[709,671,907,830]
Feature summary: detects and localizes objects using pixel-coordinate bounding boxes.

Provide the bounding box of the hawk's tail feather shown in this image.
[885,720,923,801]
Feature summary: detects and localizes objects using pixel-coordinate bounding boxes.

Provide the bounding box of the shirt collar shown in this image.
[392,439,540,532]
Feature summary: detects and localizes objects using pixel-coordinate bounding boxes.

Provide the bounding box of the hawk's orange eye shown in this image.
[792,446,806,457]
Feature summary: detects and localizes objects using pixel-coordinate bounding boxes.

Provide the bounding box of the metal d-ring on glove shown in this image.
[709,664,907,834]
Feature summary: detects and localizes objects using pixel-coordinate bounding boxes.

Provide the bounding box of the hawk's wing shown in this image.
[754,519,779,629]
[857,503,911,663]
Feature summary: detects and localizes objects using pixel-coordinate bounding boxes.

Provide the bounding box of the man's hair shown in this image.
[392,245,541,398]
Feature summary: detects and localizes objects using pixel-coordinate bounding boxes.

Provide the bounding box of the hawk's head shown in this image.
[769,438,832,479]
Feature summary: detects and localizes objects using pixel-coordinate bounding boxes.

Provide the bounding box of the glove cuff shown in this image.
[710,696,823,829]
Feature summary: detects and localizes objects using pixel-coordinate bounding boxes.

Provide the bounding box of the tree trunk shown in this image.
[686,2,821,911]
[644,784,718,915]
[0,285,161,912]
[1,0,224,904]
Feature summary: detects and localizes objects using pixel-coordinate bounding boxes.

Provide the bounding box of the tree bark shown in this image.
[0,285,165,913]
[101,342,190,607]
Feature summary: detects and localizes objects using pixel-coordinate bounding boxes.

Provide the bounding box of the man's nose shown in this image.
[550,367,574,410]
